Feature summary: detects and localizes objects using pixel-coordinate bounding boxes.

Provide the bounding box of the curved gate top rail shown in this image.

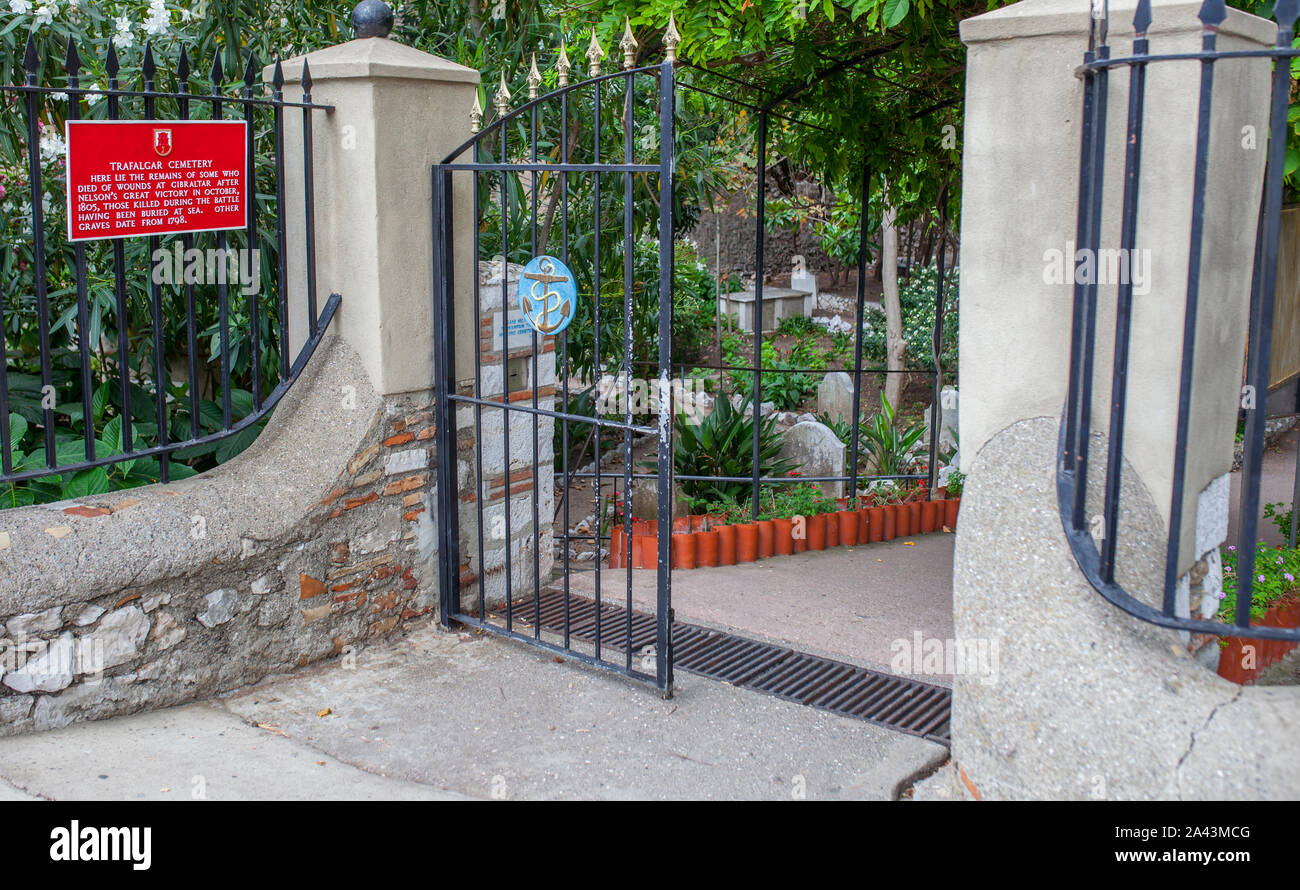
[1060,0,1300,642]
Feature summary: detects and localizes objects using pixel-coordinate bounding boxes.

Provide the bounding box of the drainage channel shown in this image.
[492,589,950,746]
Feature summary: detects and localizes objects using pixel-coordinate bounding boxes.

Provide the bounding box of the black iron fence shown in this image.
[0,36,336,504]
[1060,0,1300,642]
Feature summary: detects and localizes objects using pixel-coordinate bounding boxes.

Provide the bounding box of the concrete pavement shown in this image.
[0,620,946,800]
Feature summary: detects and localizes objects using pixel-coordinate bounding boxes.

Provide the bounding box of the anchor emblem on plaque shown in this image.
[518,255,578,336]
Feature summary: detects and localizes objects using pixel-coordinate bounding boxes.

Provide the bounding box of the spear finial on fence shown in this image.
[527,53,542,99]
[142,43,157,87]
[664,13,681,64]
[1133,0,1152,35]
[64,35,80,78]
[1197,0,1226,28]
[470,91,483,132]
[494,69,512,117]
[587,31,605,77]
[557,43,572,87]
[1274,0,1298,28]
[620,17,638,69]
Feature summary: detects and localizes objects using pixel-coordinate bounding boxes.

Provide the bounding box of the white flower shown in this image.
[85,82,103,104]
[34,1,54,24]
[144,0,168,34]
[9,0,32,13]
[39,130,65,161]
[114,14,134,48]
[50,91,67,101]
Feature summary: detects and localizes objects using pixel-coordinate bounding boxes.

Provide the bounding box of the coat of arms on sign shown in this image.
[153,128,173,157]
[517,255,578,336]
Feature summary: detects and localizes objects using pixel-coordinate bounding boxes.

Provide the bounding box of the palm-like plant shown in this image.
[859,394,926,477]
[670,396,798,504]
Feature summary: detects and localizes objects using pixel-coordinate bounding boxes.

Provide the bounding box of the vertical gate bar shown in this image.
[180,52,200,438]
[499,120,514,632]
[926,184,950,499]
[302,61,319,333]
[212,56,233,430]
[22,38,55,467]
[1063,32,1099,489]
[1100,17,1149,584]
[593,78,603,661]
[473,141,486,623]
[243,54,262,412]
[623,69,635,671]
[65,40,95,464]
[560,88,572,649]
[144,47,170,483]
[433,167,461,627]
[1234,4,1296,627]
[848,165,870,501]
[530,90,542,640]
[272,58,290,384]
[656,59,676,694]
[751,112,768,518]
[1070,36,1110,531]
[108,43,134,455]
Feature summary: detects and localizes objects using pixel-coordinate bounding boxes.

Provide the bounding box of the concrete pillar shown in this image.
[946,0,1300,799]
[267,36,479,396]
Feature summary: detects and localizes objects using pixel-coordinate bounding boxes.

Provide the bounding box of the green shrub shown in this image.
[862,264,959,372]
[666,395,797,504]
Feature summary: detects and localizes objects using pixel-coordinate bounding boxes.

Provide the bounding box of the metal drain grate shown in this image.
[492,589,950,745]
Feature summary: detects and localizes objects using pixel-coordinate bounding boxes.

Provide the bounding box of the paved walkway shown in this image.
[0,621,946,801]
[568,533,956,679]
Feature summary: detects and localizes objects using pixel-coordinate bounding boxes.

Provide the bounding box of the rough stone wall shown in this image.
[0,335,446,736]
[452,262,556,613]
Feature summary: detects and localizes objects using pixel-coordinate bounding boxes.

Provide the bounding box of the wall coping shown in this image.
[263,37,480,86]
[961,0,1276,47]
[0,333,381,616]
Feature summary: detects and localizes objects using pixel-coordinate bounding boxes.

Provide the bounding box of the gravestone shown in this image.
[790,255,818,313]
[817,371,857,424]
[779,420,846,498]
[923,385,959,451]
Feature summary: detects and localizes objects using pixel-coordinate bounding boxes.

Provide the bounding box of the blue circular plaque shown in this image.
[517,255,578,336]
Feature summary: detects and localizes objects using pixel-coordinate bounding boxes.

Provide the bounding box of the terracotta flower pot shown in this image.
[634,532,659,570]
[772,518,795,555]
[806,514,827,551]
[697,529,721,567]
[690,515,707,532]
[792,515,809,553]
[944,497,960,530]
[716,524,738,566]
[867,507,884,543]
[735,523,758,563]
[671,532,697,570]
[838,510,860,547]
[672,516,691,533]
[920,501,938,533]
[881,506,897,541]
[1217,593,1300,684]
[756,520,776,558]
[892,503,910,537]
[908,502,923,536]
[611,524,626,566]
[825,513,839,547]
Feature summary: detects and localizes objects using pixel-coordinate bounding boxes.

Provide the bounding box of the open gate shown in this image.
[431,61,677,693]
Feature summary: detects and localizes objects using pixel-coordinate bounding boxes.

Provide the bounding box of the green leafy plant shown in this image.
[859,394,926,477]
[1263,502,1295,542]
[664,395,797,504]
[1217,540,1300,626]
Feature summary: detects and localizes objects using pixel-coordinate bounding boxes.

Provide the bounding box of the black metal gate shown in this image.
[432,60,677,692]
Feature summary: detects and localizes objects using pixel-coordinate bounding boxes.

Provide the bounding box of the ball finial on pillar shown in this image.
[351,0,394,39]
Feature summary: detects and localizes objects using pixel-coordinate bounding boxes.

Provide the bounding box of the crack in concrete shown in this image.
[1175,686,1243,797]
[0,772,51,801]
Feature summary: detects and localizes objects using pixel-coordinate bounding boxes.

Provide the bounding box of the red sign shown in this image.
[65,120,248,241]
